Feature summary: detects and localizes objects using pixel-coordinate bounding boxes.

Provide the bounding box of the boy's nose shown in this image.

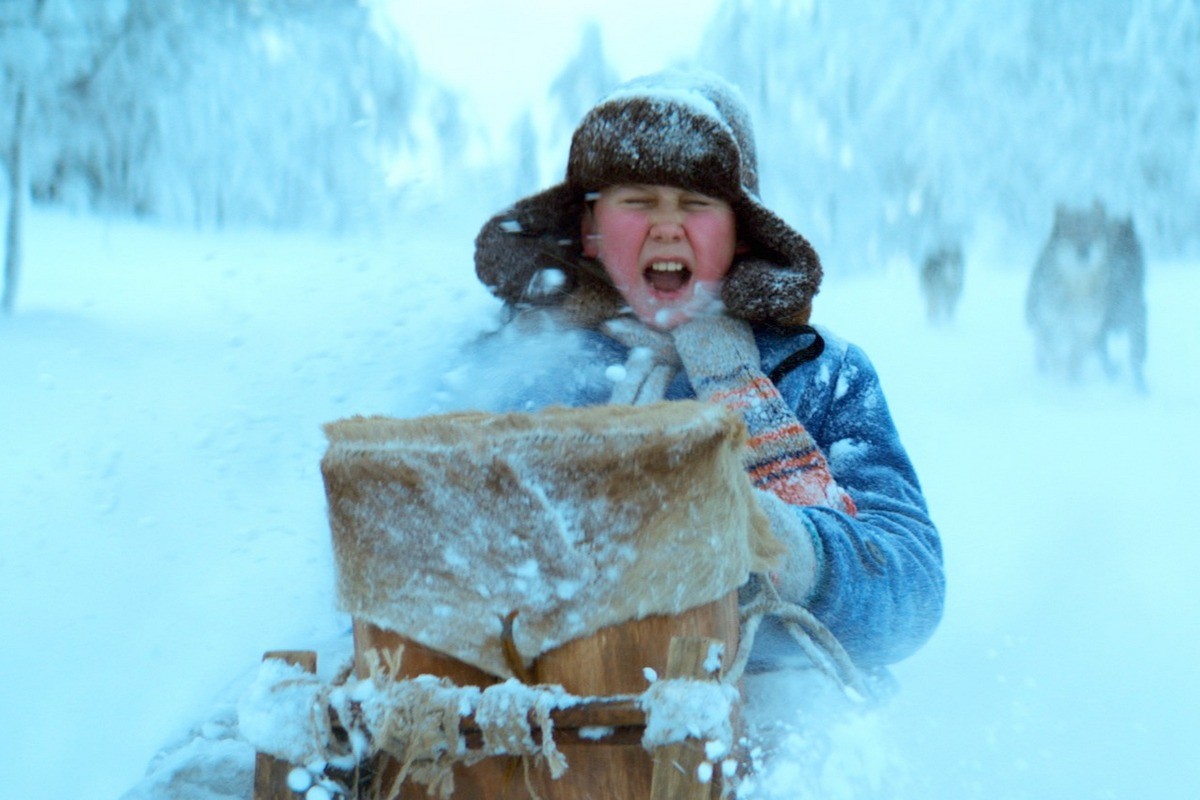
[649,211,684,241]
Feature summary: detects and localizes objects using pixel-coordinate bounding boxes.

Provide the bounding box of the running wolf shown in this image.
[920,243,964,324]
[1025,203,1147,389]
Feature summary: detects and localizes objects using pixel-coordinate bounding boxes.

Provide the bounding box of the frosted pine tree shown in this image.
[540,22,620,180]
[1,0,131,313]
[5,0,432,235]
[699,0,1200,268]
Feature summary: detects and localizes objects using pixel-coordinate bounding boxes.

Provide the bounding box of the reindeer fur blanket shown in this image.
[321,401,779,679]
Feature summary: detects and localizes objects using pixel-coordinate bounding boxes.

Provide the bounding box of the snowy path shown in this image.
[2,210,1197,799]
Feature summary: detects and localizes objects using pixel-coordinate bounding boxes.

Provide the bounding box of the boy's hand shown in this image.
[601,317,680,405]
[671,314,856,514]
[755,488,821,602]
[601,316,681,369]
[670,313,760,379]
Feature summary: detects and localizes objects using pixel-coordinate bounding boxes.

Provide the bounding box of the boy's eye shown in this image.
[681,196,715,209]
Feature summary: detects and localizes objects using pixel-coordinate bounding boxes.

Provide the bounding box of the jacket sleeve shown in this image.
[774,337,944,666]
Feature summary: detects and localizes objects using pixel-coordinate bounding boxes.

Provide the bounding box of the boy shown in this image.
[471,70,943,674]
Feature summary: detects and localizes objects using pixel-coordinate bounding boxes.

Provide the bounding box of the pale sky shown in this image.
[383,0,721,137]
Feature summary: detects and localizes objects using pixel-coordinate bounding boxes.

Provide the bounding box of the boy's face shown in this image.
[582,184,739,330]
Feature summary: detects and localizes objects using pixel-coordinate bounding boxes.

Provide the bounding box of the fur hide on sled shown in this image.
[321,400,781,679]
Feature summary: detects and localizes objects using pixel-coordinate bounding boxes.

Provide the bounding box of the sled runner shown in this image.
[247,401,778,799]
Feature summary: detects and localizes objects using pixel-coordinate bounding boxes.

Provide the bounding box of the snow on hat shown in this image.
[474,69,822,326]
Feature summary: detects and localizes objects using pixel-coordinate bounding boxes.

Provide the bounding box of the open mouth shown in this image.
[644,261,692,294]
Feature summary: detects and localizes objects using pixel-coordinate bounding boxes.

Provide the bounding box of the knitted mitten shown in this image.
[671,314,856,515]
[754,488,821,602]
[600,317,681,405]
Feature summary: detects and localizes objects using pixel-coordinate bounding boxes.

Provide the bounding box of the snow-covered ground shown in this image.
[2,207,1197,799]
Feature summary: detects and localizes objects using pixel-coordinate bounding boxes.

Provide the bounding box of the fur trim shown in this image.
[474,70,822,328]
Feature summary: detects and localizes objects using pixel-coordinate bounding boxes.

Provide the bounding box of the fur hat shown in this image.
[474,69,822,327]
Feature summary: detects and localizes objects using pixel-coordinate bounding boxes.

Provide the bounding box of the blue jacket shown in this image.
[747,324,943,668]
[461,318,944,669]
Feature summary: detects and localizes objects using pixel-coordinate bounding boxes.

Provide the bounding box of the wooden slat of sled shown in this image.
[650,636,723,800]
[353,594,738,695]
[418,742,653,800]
[536,594,739,695]
[253,650,317,800]
[363,624,659,799]
[361,595,737,799]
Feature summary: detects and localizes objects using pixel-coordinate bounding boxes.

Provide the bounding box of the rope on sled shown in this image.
[246,649,739,799]
[242,648,572,799]
[357,648,571,800]
[725,576,871,703]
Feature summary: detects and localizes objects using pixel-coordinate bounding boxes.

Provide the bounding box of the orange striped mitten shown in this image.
[671,314,856,515]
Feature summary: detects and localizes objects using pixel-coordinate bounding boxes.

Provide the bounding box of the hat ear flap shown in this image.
[722,258,817,326]
[474,185,586,305]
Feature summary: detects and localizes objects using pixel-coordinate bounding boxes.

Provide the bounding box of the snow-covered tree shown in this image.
[2,0,131,313]
[548,22,619,137]
[35,0,423,230]
[534,21,620,185]
[509,110,541,198]
[1,0,435,242]
[2,0,436,311]
[698,0,1200,270]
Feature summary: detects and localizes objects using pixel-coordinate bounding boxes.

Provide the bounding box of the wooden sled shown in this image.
[252,404,765,798]
[252,592,740,800]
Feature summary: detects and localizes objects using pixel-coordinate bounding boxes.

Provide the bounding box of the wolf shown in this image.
[920,243,964,324]
[1025,203,1147,390]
